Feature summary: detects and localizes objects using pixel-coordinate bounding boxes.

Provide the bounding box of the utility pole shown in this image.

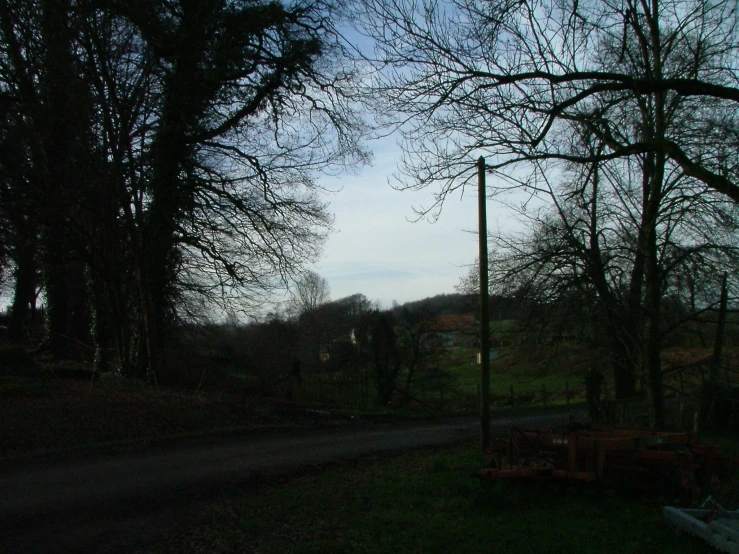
[478,156,491,450]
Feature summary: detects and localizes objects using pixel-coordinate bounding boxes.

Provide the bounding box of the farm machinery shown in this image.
[479,425,737,501]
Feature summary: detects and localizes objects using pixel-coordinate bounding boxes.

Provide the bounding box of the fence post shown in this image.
[510,384,514,407]
[566,381,570,407]
[542,384,547,408]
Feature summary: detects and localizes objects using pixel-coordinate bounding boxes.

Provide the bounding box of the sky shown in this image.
[306,23,520,309]
[311,135,513,309]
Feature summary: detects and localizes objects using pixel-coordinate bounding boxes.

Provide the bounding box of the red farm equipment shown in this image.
[479,425,737,501]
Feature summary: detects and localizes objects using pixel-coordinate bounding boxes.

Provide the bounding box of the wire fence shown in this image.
[273,368,587,415]
[276,363,738,433]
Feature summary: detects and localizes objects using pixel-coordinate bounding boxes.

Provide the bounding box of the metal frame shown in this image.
[479,425,737,499]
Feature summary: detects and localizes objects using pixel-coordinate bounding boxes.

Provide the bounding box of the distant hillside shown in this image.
[396,293,524,321]
[396,293,475,317]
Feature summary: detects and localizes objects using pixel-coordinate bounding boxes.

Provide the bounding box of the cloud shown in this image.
[329,268,421,282]
[313,132,522,307]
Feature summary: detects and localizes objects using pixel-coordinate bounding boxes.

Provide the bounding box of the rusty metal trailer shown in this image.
[479,425,736,499]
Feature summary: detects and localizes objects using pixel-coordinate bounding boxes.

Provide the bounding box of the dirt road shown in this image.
[0,411,580,553]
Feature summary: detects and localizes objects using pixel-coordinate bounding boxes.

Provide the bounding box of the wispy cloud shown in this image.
[314,133,521,307]
[329,268,420,282]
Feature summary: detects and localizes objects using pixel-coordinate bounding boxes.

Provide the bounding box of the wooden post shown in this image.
[593,439,606,492]
[510,384,514,407]
[710,272,729,416]
[566,381,570,406]
[478,156,491,450]
[712,272,729,374]
[542,384,547,407]
[701,272,729,428]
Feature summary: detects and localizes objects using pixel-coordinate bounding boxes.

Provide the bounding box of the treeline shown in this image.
[397,292,523,322]
[213,287,563,406]
[195,290,480,405]
[0,0,366,381]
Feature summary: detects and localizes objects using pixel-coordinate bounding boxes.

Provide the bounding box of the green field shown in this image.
[441,345,589,407]
[149,441,719,554]
[279,340,593,415]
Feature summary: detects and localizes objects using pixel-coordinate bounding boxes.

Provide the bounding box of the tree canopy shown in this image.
[355,0,739,212]
[0,0,369,379]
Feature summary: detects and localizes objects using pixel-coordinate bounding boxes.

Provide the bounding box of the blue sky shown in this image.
[312,134,509,308]
[308,22,505,308]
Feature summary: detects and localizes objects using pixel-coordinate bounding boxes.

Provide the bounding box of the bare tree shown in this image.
[356,0,739,426]
[292,271,331,315]
[290,270,331,366]
[488,154,737,391]
[354,0,739,205]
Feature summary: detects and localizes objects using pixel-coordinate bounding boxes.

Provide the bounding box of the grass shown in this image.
[143,441,715,554]
[3,336,732,459]
[0,374,338,460]
[232,343,593,416]
[0,339,589,459]
[441,346,588,407]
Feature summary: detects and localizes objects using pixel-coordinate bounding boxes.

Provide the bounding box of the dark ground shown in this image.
[0,410,583,553]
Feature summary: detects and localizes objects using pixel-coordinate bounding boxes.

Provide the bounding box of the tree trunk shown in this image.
[643,154,667,428]
[88,269,114,374]
[609,327,638,400]
[41,240,70,355]
[8,242,37,339]
[36,0,93,358]
[135,4,208,381]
